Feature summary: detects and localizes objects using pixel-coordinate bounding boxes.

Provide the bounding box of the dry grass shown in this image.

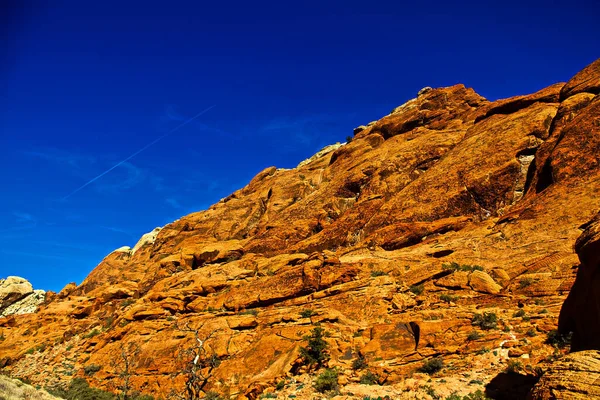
[0,375,62,400]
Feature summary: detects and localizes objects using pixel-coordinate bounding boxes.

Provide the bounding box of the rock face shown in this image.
[558,211,600,351]
[0,277,45,317]
[1,59,600,399]
[529,350,600,399]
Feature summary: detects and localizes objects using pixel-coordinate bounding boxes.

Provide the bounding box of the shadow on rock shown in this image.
[485,372,539,400]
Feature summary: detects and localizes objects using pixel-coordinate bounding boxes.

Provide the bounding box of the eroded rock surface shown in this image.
[529,350,600,399]
[1,59,600,399]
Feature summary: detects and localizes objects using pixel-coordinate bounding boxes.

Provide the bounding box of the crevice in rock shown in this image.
[535,159,555,193]
[513,149,537,203]
[428,249,455,258]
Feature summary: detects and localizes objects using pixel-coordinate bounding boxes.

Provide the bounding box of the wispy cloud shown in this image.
[257,112,353,151]
[0,211,38,234]
[93,161,145,194]
[13,211,36,224]
[99,225,136,239]
[0,248,92,262]
[163,104,234,138]
[25,148,97,171]
[165,197,184,209]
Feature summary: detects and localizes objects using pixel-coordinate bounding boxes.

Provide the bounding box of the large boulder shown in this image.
[0,277,33,312]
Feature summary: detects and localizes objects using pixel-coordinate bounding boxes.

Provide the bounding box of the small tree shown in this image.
[299,326,328,368]
[168,322,221,400]
[111,342,141,400]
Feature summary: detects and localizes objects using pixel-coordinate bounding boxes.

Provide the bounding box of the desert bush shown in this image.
[83,364,101,376]
[313,368,338,393]
[442,262,484,272]
[546,330,572,348]
[518,278,534,289]
[204,391,222,400]
[506,360,523,374]
[352,354,368,370]
[471,312,498,330]
[82,329,100,339]
[370,270,387,277]
[299,326,328,367]
[463,390,490,400]
[513,309,526,318]
[440,293,459,303]
[418,357,443,374]
[410,284,424,295]
[299,309,316,318]
[47,378,115,400]
[359,371,379,385]
[467,331,482,341]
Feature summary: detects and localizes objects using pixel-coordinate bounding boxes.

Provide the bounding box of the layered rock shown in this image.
[0,59,599,399]
[530,350,600,399]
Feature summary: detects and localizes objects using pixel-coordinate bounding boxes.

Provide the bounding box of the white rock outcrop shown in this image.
[131,227,162,255]
[0,276,45,317]
[297,143,343,168]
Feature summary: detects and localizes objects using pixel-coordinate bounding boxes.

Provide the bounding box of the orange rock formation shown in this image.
[1,58,599,399]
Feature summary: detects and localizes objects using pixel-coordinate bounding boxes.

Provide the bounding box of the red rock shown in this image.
[0,58,599,399]
[560,58,600,100]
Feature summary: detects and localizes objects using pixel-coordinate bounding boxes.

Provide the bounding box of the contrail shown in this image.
[62,105,215,201]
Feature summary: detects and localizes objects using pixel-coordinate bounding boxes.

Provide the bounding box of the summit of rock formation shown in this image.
[1,58,599,399]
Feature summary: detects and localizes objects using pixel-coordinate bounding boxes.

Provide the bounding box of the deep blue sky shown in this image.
[1,0,598,291]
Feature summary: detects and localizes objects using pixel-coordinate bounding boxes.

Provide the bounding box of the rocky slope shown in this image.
[0,58,599,400]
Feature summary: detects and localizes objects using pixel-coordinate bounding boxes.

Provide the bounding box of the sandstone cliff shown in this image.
[0,58,599,399]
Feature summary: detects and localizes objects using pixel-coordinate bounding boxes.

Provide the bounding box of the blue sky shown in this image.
[1,0,599,291]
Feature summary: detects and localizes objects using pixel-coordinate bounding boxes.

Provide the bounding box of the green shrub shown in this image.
[471,312,497,330]
[518,278,534,289]
[506,360,522,374]
[313,368,338,393]
[546,330,572,348]
[445,393,462,400]
[370,270,387,277]
[352,354,368,370]
[526,328,537,337]
[260,393,277,399]
[440,293,459,303]
[359,370,379,385]
[410,284,424,295]
[275,380,285,390]
[418,357,443,374]
[463,390,490,400]
[121,298,135,308]
[423,385,439,399]
[299,326,328,367]
[467,331,482,341]
[82,329,100,339]
[204,391,222,400]
[513,309,526,318]
[442,262,484,272]
[47,378,115,400]
[299,309,316,318]
[239,309,259,316]
[83,364,101,376]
